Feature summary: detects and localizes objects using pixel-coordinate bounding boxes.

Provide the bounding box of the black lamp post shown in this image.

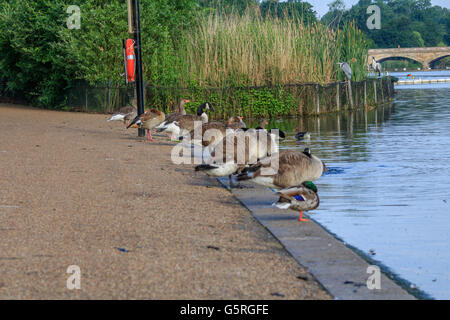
[130,0,145,137]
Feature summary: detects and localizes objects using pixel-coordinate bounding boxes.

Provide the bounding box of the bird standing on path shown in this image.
[127,109,165,142]
[195,128,278,189]
[157,99,190,128]
[157,102,214,140]
[237,148,326,189]
[107,105,137,128]
[273,181,320,222]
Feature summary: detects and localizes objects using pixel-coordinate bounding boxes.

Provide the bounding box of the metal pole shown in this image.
[85,86,88,111]
[127,0,134,34]
[107,80,111,113]
[132,0,145,137]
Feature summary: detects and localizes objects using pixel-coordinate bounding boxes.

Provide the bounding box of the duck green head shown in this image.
[302,181,317,193]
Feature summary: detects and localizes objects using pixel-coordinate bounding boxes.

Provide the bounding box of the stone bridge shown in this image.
[368,47,450,69]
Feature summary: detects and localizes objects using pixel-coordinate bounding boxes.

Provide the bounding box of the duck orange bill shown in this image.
[130,123,140,128]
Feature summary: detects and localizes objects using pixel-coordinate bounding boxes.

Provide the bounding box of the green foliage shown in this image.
[61,1,128,83]
[0,0,198,107]
[177,11,368,87]
[199,0,259,14]
[336,21,369,81]
[0,0,372,116]
[146,84,298,119]
[0,0,77,107]
[260,0,317,23]
[322,0,450,48]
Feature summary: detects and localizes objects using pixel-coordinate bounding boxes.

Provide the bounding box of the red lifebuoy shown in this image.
[125,39,135,82]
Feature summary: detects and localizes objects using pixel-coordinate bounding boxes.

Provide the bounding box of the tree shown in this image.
[199,0,259,14]
[260,0,317,23]
[321,0,450,48]
[412,31,425,47]
[0,0,79,107]
[321,0,346,28]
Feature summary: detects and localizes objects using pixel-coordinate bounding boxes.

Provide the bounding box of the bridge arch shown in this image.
[368,47,450,69]
[429,54,450,68]
[376,56,422,66]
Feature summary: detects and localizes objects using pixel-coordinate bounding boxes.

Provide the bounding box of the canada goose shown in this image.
[107,105,137,128]
[182,116,246,148]
[127,109,165,141]
[294,127,311,140]
[195,128,278,188]
[237,148,325,189]
[273,181,319,222]
[157,102,214,140]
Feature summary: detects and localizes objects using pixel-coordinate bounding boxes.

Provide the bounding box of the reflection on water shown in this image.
[257,83,450,299]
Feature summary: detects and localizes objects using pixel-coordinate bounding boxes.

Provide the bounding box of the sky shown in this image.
[304,0,450,18]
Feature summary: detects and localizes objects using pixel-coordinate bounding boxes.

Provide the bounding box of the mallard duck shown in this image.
[294,127,311,140]
[273,181,319,222]
[237,148,325,189]
[107,105,137,128]
[127,109,165,141]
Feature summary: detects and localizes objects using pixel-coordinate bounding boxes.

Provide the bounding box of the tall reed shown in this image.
[175,10,368,88]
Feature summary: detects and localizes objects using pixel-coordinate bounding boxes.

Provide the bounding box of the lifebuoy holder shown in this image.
[123,39,136,83]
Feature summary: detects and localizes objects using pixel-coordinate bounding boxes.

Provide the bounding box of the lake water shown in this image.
[268,71,450,299]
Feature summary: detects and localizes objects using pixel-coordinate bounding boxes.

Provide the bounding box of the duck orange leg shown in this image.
[298,211,308,222]
[147,129,153,142]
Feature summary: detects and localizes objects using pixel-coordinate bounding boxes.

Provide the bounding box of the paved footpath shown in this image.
[218,178,415,300]
[0,104,330,299]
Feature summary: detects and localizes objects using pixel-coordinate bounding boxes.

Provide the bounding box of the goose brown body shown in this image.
[128,108,165,141]
[157,102,214,140]
[237,149,325,189]
[186,116,246,147]
[195,129,279,188]
[138,109,165,130]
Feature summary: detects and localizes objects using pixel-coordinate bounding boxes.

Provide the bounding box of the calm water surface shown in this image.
[266,72,450,299]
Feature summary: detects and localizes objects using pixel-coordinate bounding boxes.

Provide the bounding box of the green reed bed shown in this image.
[175,12,368,87]
[142,11,371,118]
